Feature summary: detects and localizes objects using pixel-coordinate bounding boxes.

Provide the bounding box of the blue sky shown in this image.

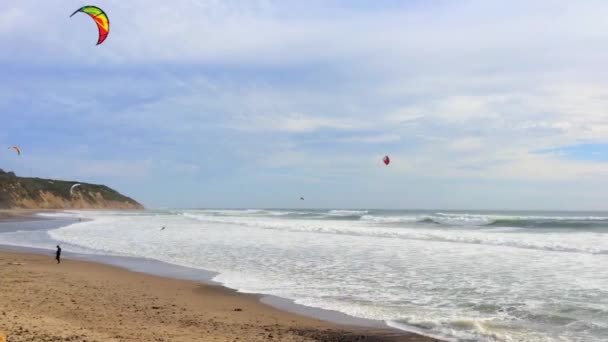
[3,0,608,210]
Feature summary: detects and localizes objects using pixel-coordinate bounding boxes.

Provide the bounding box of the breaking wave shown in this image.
[178,212,608,255]
[175,209,608,230]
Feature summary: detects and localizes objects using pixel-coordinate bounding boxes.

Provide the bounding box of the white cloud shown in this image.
[0,0,605,69]
[447,137,483,151]
[5,1,608,208]
[481,154,608,181]
[342,134,401,144]
[0,7,25,33]
[230,112,366,133]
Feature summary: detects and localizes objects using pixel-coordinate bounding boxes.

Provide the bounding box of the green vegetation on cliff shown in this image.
[0,169,143,209]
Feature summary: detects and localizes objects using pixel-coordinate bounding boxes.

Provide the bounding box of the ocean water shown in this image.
[2,209,608,341]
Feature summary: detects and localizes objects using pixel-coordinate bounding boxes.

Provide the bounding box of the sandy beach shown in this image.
[0,227,436,342]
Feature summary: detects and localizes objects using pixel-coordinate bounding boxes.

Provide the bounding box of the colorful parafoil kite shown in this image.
[9,146,21,156]
[382,155,390,165]
[70,183,82,196]
[70,6,110,45]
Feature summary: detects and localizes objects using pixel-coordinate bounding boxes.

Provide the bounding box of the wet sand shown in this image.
[0,209,49,222]
[0,215,439,342]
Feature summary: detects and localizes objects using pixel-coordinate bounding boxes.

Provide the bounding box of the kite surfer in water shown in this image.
[55,245,62,264]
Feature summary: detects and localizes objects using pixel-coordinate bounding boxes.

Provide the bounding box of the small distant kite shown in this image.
[9,146,21,156]
[70,6,110,45]
[382,155,390,165]
[160,226,166,231]
[300,197,304,200]
[70,183,82,196]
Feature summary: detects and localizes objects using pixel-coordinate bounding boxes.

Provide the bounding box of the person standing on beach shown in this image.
[55,245,61,264]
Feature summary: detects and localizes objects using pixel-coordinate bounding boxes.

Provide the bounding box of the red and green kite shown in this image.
[70,6,110,45]
[9,146,21,156]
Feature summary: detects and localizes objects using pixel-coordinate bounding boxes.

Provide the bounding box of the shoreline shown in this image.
[0,209,55,221]
[0,213,440,342]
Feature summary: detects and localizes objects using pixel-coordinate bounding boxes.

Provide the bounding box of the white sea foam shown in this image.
[360,214,421,223]
[18,209,608,341]
[327,210,369,216]
[179,211,608,254]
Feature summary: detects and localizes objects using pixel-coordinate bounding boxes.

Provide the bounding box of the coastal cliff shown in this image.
[0,169,143,210]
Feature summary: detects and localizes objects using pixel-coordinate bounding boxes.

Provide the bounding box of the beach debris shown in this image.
[233,308,242,312]
[382,155,390,165]
[8,146,21,156]
[70,183,82,196]
[70,6,110,45]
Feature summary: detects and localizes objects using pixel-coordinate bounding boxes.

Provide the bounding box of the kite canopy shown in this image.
[70,183,82,196]
[382,155,390,165]
[9,146,21,156]
[70,6,110,45]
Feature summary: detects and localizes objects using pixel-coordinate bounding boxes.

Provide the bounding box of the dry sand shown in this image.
[0,250,438,342]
